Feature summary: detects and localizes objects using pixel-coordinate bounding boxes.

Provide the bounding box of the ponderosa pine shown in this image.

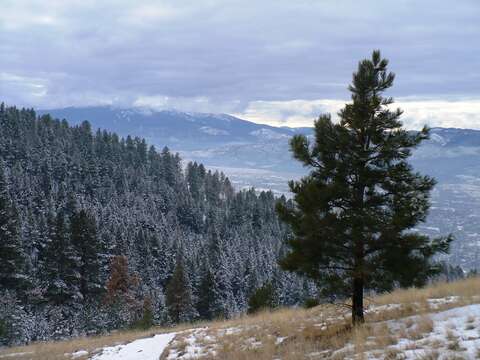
[277,50,452,324]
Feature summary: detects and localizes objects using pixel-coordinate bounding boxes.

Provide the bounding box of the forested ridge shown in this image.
[0,104,315,345]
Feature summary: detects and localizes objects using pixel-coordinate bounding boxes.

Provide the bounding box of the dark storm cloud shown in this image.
[1,0,479,127]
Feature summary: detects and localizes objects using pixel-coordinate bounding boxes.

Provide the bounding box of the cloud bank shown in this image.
[234,98,480,130]
[1,0,479,129]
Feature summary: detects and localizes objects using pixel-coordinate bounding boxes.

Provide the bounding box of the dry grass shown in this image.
[373,276,480,307]
[2,276,480,360]
[417,351,440,360]
[407,315,434,340]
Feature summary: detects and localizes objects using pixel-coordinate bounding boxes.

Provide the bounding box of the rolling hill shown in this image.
[2,276,480,359]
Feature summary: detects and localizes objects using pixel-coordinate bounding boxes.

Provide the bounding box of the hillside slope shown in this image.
[2,277,480,359]
[0,105,315,345]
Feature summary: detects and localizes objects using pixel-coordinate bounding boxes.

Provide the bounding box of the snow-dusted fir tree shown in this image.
[0,162,26,292]
[40,211,81,303]
[165,254,197,323]
[70,209,104,300]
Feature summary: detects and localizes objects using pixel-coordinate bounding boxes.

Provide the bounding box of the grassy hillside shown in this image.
[2,277,480,359]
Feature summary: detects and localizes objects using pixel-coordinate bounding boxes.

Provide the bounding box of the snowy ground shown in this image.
[335,303,480,360]
[162,301,480,360]
[166,328,217,359]
[48,297,480,359]
[88,333,176,360]
[387,304,480,359]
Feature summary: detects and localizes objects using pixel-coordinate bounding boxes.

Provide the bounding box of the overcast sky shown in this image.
[1,0,479,128]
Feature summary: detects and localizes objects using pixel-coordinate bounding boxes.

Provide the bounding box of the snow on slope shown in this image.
[199,126,230,136]
[343,304,480,360]
[90,333,175,360]
[250,128,289,140]
[389,304,480,359]
[163,300,480,360]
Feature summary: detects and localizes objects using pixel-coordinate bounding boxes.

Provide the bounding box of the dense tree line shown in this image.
[0,104,316,345]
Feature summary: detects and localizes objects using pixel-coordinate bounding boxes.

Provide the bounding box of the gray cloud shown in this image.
[1,0,479,128]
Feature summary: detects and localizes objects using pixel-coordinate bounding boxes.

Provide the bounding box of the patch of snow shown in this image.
[91,333,176,360]
[0,353,34,358]
[366,303,403,313]
[244,337,262,349]
[369,304,480,359]
[69,350,89,358]
[427,296,460,308]
[220,326,244,335]
[167,328,214,360]
[189,112,235,122]
[199,126,230,136]
[430,133,448,146]
[366,296,462,315]
[307,350,330,358]
[331,344,354,358]
[250,128,289,140]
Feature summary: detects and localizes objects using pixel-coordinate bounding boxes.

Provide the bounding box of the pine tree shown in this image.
[208,226,236,318]
[70,209,103,300]
[105,255,142,327]
[277,50,452,324]
[134,296,154,330]
[165,255,196,323]
[106,255,136,301]
[0,163,26,291]
[247,282,275,314]
[196,266,215,319]
[41,212,81,303]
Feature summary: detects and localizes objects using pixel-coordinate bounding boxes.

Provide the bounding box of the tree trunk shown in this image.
[352,277,364,325]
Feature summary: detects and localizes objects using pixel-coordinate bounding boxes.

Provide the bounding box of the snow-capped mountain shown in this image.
[38,106,311,180]
[38,106,306,151]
